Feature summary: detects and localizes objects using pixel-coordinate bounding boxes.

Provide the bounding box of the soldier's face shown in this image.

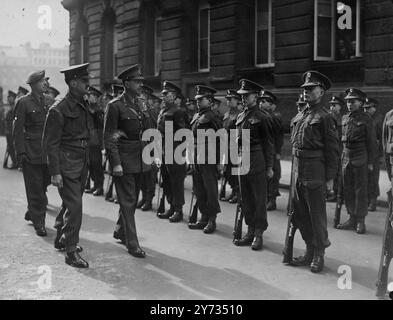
[364,105,376,116]
[242,93,257,106]
[227,98,238,109]
[260,99,273,111]
[72,77,90,95]
[33,78,49,94]
[330,103,341,115]
[197,97,210,109]
[303,86,324,104]
[88,93,98,104]
[346,99,363,112]
[125,80,142,94]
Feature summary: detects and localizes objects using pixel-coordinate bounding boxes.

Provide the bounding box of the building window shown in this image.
[154,17,162,76]
[80,34,88,63]
[314,0,362,61]
[255,0,275,67]
[113,28,119,78]
[198,3,210,72]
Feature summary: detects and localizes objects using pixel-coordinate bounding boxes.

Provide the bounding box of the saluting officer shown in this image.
[43,63,91,268]
[13,70,51,236]
[104,64,150,258]
[289,71,339,273]
[156,81,187,222]
[188,85,222,233]
[259,90,284,211]
[233,79,274,250]
[336,89,377,234]
[4,90,17,169]
[364,98,383,212]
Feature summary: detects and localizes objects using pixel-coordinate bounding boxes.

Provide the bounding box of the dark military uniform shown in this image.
[338,89,377,233]
[156,81,187,221]
[290,71,339,273]
[4,91,17,168]
[14,75,50,233]
[383,109,393,183]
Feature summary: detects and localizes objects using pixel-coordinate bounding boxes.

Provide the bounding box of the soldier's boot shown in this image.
[128,246,146,258]
[267,198,277,211]
[34,225,47,237]
[93,187,104,196]
[219,188,227,201]
[356,217,366,234]
[224,190,234,202]
[251,228,264,250]
[336,215,357,230]
[157,206,174,219]
[233,226,255,246]
[290,245,314,267]
[141,200,153,211]
[310,250,325,273]
[368,198,377,212]
[136,199,145,209]
[54,229,83,252]
[169,209,183,223]
[113,230,126,245]
[65,251,89,268]
[85,186,96,194]
[228,194,238,204]
[24,211,31,222]
[203,218,216,234]
[188,219,208,230]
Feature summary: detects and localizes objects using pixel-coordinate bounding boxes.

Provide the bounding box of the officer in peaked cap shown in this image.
[42,63,91,268]
[188,85,222,234]
[288,70,339,273]
[14,70,50,237]
[112,83,124,98]
[363,97,383,212]
[156,80,187,222]
[3,90,18,169]
[220,89,242,203]
[233,79,274,250]
[104,63,150,258]
[337,88,377,234]
[259,90,284,212]
[185,97,197,120]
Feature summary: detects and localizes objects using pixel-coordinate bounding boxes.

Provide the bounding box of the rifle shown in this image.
[3,149,9,169]
[188,191,199,224]
[334,172,343,228]
[376,189,393,298]
[282,157,297,264]
[233,165,244,241]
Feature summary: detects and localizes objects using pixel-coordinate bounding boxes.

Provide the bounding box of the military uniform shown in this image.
[383,109,393,183]
[188,85,222,234]
[43,63,91,268]
[104,64,150,258]
[337,89,377,234]
[4,91,17,168]
[156,81,187,222]
[234,80,274,250]
[14,71,51,236]
[290,71,339,273]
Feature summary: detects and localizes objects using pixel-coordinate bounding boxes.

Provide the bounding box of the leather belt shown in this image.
[292,148,323,158]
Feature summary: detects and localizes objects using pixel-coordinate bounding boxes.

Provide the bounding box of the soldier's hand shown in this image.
[112,164,124,177]
[51,174,63,189]
[326,179,334,192]
[266,167,274,179]
[217,164,224,175]
[17,153,29,166]
[154,158,162,168]
[368,164,374,172]
[276,154,281,160]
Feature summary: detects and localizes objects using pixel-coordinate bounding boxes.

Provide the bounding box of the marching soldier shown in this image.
[364,98,383,212]
[104,64,150,258]
[336,89,377,234]
[3,90,17,169]
[188,85,222,233]
[43,63,91,267]
[289,71,339,273]
[156,81,187,222]
[221,89,242,203]
[233,79,274,250]
[327,96,345,202]
[85,86,105,196]
[13,71,51,237]
[259,90,284,211]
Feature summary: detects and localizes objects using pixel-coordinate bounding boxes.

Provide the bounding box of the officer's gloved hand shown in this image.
[51,174,63,189]
[17,153,29,166]
[112,164,124,177]
[326,179,334,192]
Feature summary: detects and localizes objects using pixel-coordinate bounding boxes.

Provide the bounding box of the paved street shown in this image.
[0,137,391,300]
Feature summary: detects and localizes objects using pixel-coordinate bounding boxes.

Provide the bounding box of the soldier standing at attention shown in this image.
[13,71,51,237]
[156,81,187,222]
[233,79,274,250]
[364,98,383,212]
[336,89,377,234]
[259,90,284,211]
[43,63,91,268]
[289,71,339,273]
[188,85,222,234]
[104,64,150,258]
[4,90,17,169]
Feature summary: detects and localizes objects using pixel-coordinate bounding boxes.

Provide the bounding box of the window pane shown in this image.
[256,29,269,65]
[317,16,332,57]
[200,9,209,38]
[155,19,162,75]
[200,39,208,70]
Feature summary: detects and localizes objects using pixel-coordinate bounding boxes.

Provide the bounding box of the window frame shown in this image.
[198,3,210,72]
[154,17,162,76]
[255,0,275,68]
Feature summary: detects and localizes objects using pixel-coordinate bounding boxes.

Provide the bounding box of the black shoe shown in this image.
[65,251,89,268]
[157,207,174,219]
[251,230,263,250]
[368,199,377,212]
[310,255,324,273]
[228,195,238,204]
[24,211,31,222]
[290,254,313,266]
[337,217,356,230]
[35,226,47,237]
[54,238,83,252]
[107,197,115,203]
[233,226,255,246]
[356,221,366,234]
[188,221,208,230]
[85,187,96,194]
[169,211,183,223]
[266,199,276,211]
[141,200,152,211]
[128,247,146,258]
[136,199,145,209]
[93,187,104,196]
[203,220,216,234]
[113,231,126,244]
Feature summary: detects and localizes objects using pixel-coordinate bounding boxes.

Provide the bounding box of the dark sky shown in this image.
[0,0,69,48]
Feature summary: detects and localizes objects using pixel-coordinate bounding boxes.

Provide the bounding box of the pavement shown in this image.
[0,136,391,300]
